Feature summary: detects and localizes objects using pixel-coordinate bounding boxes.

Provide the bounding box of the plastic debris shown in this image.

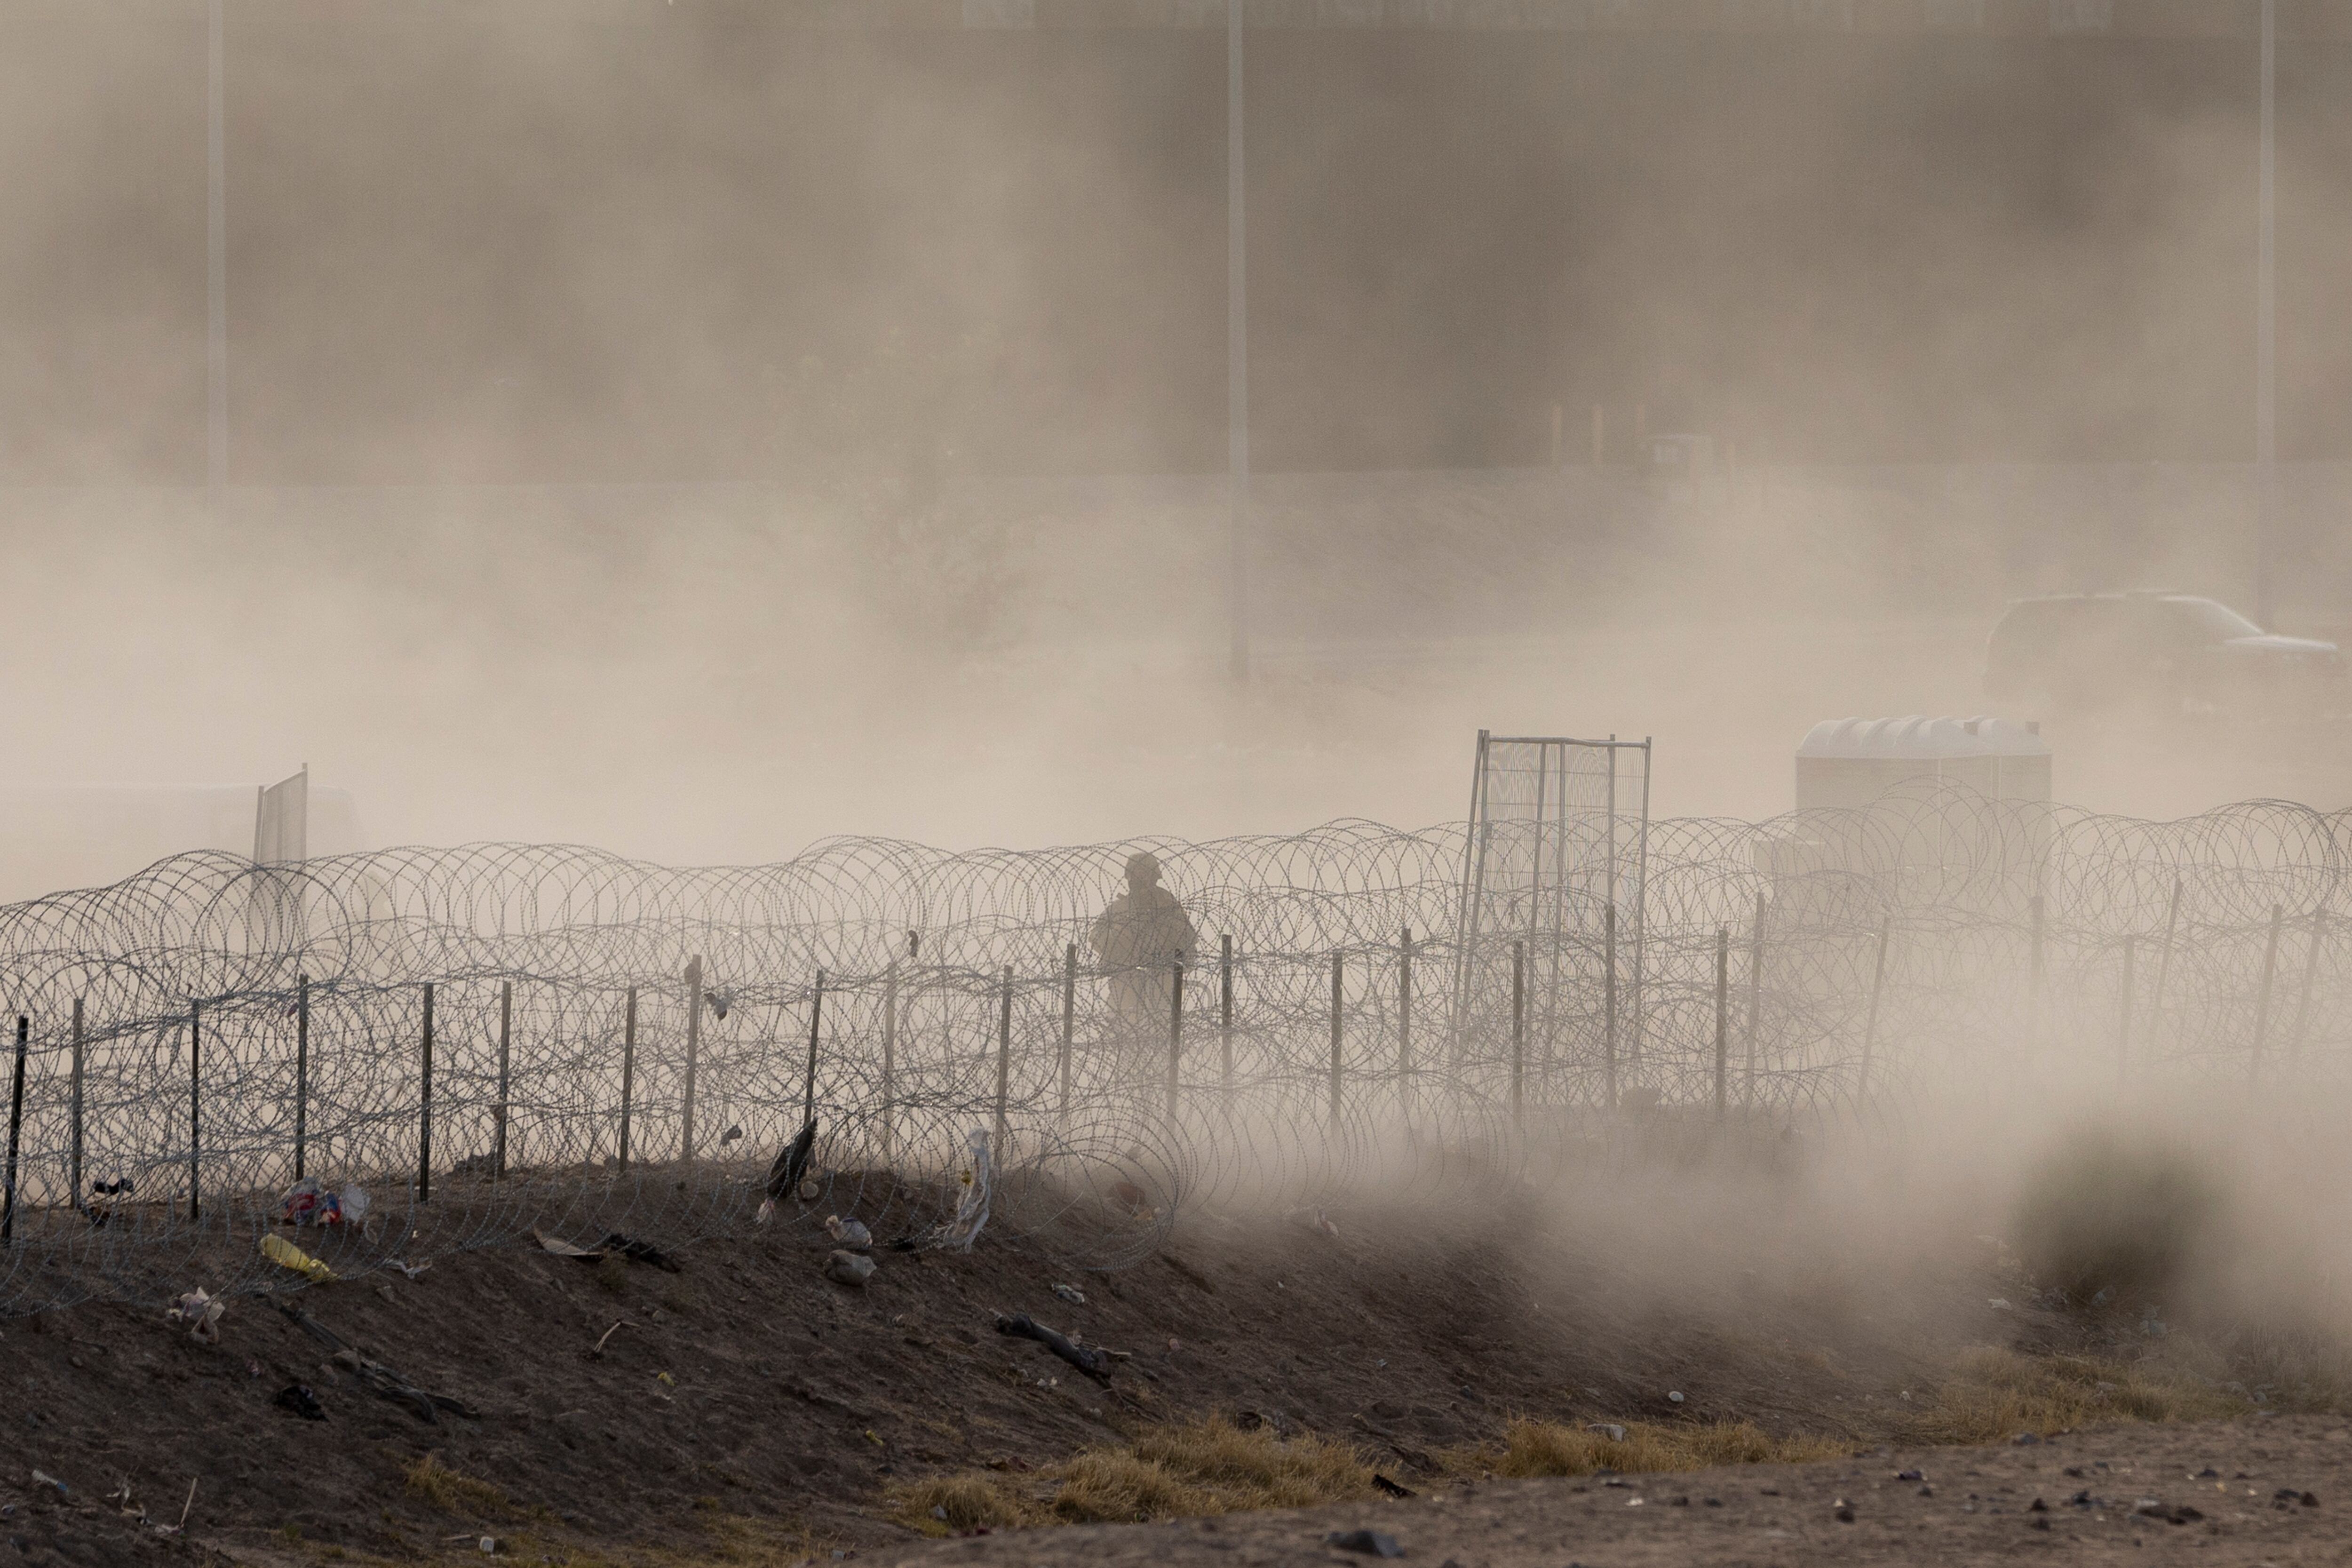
[389,1259,429,1281]
[1051,1282,1086,1305]
[825,1215,873,1250]
[261,1234,340,1283]
[798,1178,821,1202]
[755,1198,777,1226]
[825,1250,876,1287]
[932,1129,993,1251]
[167,1288,224,1344]
[273,1383,326,1421]
[1323,1528,1403,1558]
[534,1229,603,1260]
[766,1119,817,1206]
[277,1177,367,1227]
[1587,1423,1627,1442]
[29,1470,68,1499]
[720,1123,743,1145]
[479,1536,497,1553]
[1667,1391,1685,1404]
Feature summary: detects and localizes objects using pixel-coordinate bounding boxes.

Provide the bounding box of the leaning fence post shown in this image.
[2,1016,26,1243]
[882,960,899,1164]
[2117,934,2135,1084]
[1603,902,1619,1113]
[681,955,703,1167]
[2286,911,2323,1075]
[802,970,823,1128]
[2250,902,2284,1078]
[188,999,201,1222]
[69,998,84,1211]
[1510,939,1525,1132]
[1057,945,1075,1130]
[1742,889,1765,1107]
[1328,950,1344,1131]
[1218,934,1234,1094]
[294,975,309,1182]
[493,979,512,1178]
[1712,927,1728,1122]
[993,967,1013,1155]
[1858,917,1890,1103]
[418,981,434,1203]
[619,985,637,1173]
[1166,956,1184,1129]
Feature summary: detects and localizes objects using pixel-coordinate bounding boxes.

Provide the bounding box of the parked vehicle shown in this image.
[1984,592,2343,714]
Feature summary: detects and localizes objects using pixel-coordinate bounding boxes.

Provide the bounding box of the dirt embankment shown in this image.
[0,1190,2261,1566]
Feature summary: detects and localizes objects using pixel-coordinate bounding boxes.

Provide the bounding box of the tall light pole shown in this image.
[1226,0,1250,682]
[2255,0,2275,625]
[207,0,228,508]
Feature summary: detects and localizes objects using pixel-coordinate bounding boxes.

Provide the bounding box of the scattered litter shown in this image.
[276,1178,367,1227]
[1587,1424,1627,1442]
[588,1321,635,1359]
[271,1296,477,1424]
[389,1259,430,1281]
[600,1234,682,1272]
[534,1229,603,1260]
[1371,1474,1414,1498]
[2014,1433,2042,1447]
[930,1505,947,1521]
[766,1119,818,1210]
[1323,1528,1403,1558]
[995,1312,1111,1383]
[1987,1298,2013,1311]
[656,1371,675,1387]
[87,1178,132,1227]
[825,1251,875,1287]
[1666,1391,1685,1404]
[1168,1337,1183,1352]
[930,1130,993,1251]
[1051,1282,1085,1305]
[167,1288,224,1344]
[261,1234,339,1283]
[799,1178,821,1202]
[273,1383,327,1421]
[720,1123,743,1145]
[30,1470,68,1498]
[1896,1468,1924,1482]
[1833,1500,1855,1523]
[826,1215,873,1251]
[376,1286,397,1303]
[479,1537,497,1554]
[244,1358,262,1379]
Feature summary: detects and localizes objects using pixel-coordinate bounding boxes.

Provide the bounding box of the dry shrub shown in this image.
[1495,1418,1846,1479]
[1905,1346,2249,1445]
[889,1414,1373,1533]
[403,1452,507,1515]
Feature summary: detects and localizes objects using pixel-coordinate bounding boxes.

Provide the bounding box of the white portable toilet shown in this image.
[1796,716,2050,811]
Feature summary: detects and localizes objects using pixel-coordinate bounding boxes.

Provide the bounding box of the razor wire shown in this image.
[3,784,2351,1318]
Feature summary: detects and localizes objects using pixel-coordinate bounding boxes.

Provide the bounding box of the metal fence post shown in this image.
[1510,939,1525,1131]
[1858,917,1890,1103]
[2117,934,2135,1083]
[1603,902,1618,1113]
[1712,927,1728,1122]
[1328,950,1344,1131]
[802,970,823,1129]
[294,975,309,1181]
[1742,889,1764,1107]
[882,960,899,1164]
[993,967,1013,1155]
[493,979,512,1178]
[2027,892,2046,1043]
[1167,956,1184,1129]
[189,999,201,1222]
[2287,911,2323,1075]
[619,985,637,1173]
[1219,934,1234,1093]
[681,955,702,1167]
[1,1017,26,1243]
[2250,902,2284,1078]
[418,981,434,1203]
[1057,945,1075,1130]
[69,998,84,1211]
[1398,926,1413,1080]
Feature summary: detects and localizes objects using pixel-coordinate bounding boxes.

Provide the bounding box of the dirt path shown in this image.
[878,1417,2352,1567]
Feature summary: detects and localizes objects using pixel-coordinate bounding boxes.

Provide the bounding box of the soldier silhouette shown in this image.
[1089,851,1198,1044]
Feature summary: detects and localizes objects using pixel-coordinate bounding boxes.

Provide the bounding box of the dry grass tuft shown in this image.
[402,1452,507,1515]
[888,1414,1374,1533]
[1494,1417,1847,1479]
[1904,1345,2249,1445]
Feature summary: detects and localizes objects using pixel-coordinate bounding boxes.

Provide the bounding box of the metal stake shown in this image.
[1603,901,1619,1113]
[1218,933,1234,1094]
[681,955,702,1167]
[993,967,1013,1155]
[2250,902,2284,1078]
[882,960,899,1164]
[2151,876,2181,1058]
[1712,927,1728,1122]
[1510,939,1525,1131]
[619,985,637,1173]
[493,979,511,1178]
[2,1017,26,1243]
[418,982,434,1203]
[1858,918,1890,1104]
[294,975,308,1181]
[803,971,824,1128]
[189,1000,201,1222]
[1328,950,1343,1130]
[2286,911,2324,1075]
[69,998,84,1211]
[2117,935,2135,1083]
[1742,888,1765,1106]
[1167,956,1184,1129]
[1057,945,1075,1130]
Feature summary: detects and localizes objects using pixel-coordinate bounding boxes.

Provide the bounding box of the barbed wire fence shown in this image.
[2,785,2348,1319]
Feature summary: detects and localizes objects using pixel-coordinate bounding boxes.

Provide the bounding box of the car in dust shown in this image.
[1984,592,2344,715]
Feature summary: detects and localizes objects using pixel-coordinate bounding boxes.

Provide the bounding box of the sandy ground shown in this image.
[877,1417,2352,1568]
